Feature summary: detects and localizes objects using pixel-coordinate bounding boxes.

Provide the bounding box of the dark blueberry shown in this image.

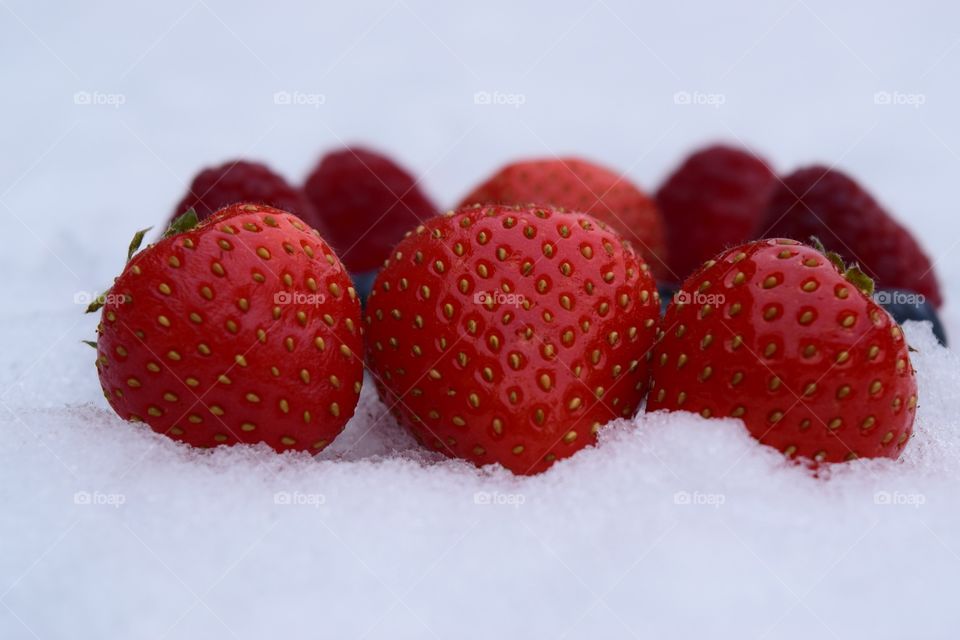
[351,269,378,308]
[657,282,678,316]
[876,288,947,346]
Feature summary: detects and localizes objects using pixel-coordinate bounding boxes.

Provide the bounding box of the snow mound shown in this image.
[2,318,958,639]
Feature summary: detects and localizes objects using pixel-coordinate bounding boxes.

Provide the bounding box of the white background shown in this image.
[2,1,960,638]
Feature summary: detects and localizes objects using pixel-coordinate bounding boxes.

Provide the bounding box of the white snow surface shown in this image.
[3,1,960,638]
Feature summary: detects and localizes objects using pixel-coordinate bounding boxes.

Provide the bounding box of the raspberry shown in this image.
[304,147,437,273]
[656,144,776,281]
[762,166,942,308]
[172,160,321,231]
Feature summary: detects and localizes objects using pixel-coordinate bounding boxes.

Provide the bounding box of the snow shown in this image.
[3,0,960,638]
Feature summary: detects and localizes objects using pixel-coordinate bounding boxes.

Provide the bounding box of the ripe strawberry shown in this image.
[656,144,776,281]
[646,238,917,463]
[458,158,668,279]
[365,204,661,474]
[91,203,363,452]
[761,166,942,307]
[304,146,438,274]
[172,160,324,233]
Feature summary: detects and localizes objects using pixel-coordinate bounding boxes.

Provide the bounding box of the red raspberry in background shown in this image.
[656,144,777,282]
[762,166,942,308]
[458,158,668,279]
[304,146,439,273]
[172,160,322,232]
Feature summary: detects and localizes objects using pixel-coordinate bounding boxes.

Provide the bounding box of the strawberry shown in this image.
[656,144,776,281]
[646,238,917,463]
[172,160,324,233]
[458,158,668,279]
[304,146,438,274]
[90,203,364,452]
[365,204,661,474]
[761,166,942,307]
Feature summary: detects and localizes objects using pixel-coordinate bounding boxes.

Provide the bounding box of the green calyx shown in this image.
[809,236,875,297]
[83,209,200,334]
[163,208,199,238]
[127,226,152,262]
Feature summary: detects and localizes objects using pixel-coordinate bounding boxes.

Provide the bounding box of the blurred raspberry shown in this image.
[763,165,942,308]
[656,144,776,281]
[172,160,321,231]
[304,147,438,273]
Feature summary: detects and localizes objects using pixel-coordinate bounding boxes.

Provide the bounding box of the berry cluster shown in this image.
[88,143,935,474]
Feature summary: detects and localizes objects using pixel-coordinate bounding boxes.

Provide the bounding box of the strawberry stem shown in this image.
[808,236,875,297]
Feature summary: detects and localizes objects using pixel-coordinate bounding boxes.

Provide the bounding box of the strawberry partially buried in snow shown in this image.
[91,204,363,452]
[646,238,917,462]
[365,204,661,474]
[458,157,668,279]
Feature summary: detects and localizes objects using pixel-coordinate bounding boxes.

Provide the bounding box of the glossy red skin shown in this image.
[646,239,917,463]
[656,144,776,281]
[458,158,668,280]
[304,147,438,273]
[172,160,326,236]
[762,166,942,308]
[95,204,364,452]
[365,204,661,474]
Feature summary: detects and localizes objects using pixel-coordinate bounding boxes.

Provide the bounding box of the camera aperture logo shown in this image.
[873,290,925,307]
[474,491,525,508]
[274,491,326,507]
[473,90,526,108]
[673,290,725,306]
[273,90,326,108]
[874,490,925,508]
[74,90,126,109]
[673,90,725,109]
[73,290,126,306]
[274,291,327,306]
[74,490,126,508]
[474,290,526,308]
[673,490,725,509]
[873,90,925,109]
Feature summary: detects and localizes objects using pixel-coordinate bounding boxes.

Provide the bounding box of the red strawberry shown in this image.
[458,158,668,279]
[761,166,942,307]
[172,160,324,233]
[304,147,438,273]
[646,238,917,463]
[656,144,776,281]
[365,204,661,474]
[91,203,363,452]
